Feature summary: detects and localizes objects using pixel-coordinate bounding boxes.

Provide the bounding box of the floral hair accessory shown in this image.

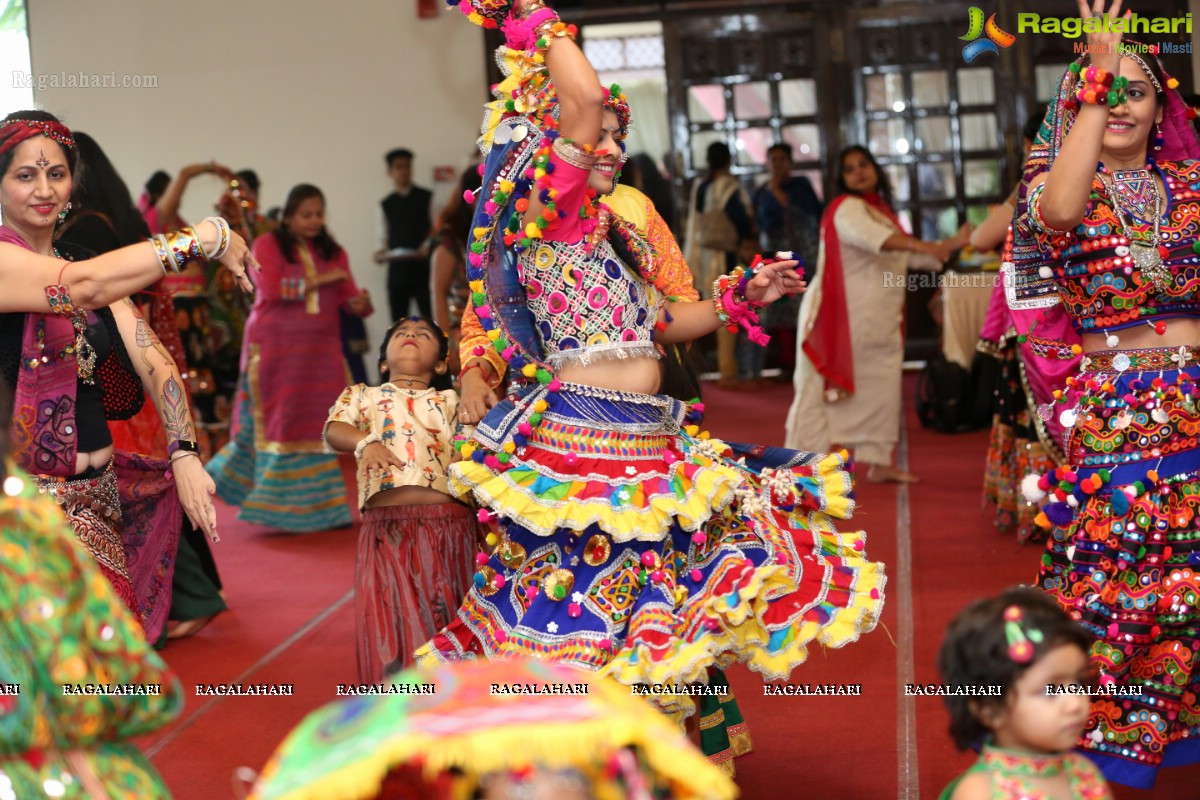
[1003,605,1044,664]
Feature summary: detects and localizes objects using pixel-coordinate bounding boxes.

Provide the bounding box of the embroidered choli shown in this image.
[518,236,662,368]
[1022,160,1200,334]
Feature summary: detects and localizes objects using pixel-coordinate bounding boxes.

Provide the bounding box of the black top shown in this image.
[381,187,433,251]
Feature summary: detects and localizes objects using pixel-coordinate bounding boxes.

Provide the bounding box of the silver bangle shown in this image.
[552,137,596,170]
[354,433,382,460]
[201,216,231,260]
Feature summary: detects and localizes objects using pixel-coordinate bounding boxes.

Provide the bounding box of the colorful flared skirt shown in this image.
[357,501,478,682]
[416,382,886,720]
[983,342,1060,543]
[208,376,352,532]
[1036,346,1200,788]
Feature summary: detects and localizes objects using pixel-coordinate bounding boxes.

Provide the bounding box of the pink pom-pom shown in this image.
[495,629,508,644]
[650,569,665,583]
[485,455,500,469]
[870,588,880,600]
[547,378,562,392]
[691,402,706,414]
[476,163,486,176]
[468,252,483,268]
[691,532,706,545]
[853,539,864,551]
[472,346,486,357]
[565,452,579,466]
[502,347,515,360]
[568,602,582,618]
[690,568,703,582]
[475,552,489,565]
[517,422,533,435]
[475,304,491,318]
[484,200,498,214]
[477,509,494,523]
[598,638,611,650]
[663,450,678,465]
[494,574,506,588]
[463,189,477,203]
[1107,622,1120,638]
[640,552,656,567]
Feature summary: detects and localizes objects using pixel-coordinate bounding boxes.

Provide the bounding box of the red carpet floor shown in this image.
[146,376,1197,799]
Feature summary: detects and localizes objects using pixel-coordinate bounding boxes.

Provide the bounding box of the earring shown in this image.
[1153,124,1165,152]
[57,201,72,223]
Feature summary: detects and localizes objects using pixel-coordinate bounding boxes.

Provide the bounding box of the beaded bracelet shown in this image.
[354,433,382,460]
[533,18,578,63]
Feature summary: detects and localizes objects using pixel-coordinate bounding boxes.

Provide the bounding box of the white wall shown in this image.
[27,0,485,356]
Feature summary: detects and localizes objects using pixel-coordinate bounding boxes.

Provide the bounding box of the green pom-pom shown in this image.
[505,100,516,111]
[493,192,508,204]
[536,37,548,49]
[507,217,520,232]
[472,292,486,306]
[1112,76,1129,89]
[536,217,549,229]
[1016,334,1028,343]
[1191,241,1200,255]
[495,337,509,350]
[470,241,486,254]
[1069,62,1082,74]
[609,83,622,95]
[536,369,553,384]
[1099,469,1112,481]
[528,413,542,425]
[497,452,511,464]
[1107,92,1119,107]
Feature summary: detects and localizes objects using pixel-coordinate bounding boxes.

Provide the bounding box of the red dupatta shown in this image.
[802,192,903,395]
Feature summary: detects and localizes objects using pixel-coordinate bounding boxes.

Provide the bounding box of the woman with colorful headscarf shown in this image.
[1007,0,1200,787]
[417,0,885,734]
[0,111,256,642]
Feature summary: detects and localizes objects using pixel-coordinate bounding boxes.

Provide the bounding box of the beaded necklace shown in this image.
[1098,160,1171,292]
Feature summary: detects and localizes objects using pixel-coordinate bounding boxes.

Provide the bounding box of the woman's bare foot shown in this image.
[866,463,918,483]
[166,612,219,639]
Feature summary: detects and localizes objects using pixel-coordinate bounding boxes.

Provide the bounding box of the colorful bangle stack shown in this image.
[533,16,578,64]
[1072,64,1127,106]
[149,228,208,275]
[711,265,770,346]
[552,136,596,170]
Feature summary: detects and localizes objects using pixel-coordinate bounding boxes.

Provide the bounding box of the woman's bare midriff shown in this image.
[366,485,456,508]
[77,445,114,474]
[555,355,662,395]
[1081,317,1200,353]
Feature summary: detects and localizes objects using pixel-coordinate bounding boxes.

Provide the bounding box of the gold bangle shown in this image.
[552,137,595,170]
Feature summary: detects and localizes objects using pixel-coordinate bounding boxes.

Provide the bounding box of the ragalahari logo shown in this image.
[960,7,1016,62]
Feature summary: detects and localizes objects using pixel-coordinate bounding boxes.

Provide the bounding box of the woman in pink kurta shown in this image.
[208,184,372,531]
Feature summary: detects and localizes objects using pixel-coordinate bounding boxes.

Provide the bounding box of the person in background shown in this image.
[786,144,966,483]
[430,164,483,375]
[375,148,433,322]
[57,131,228,640]
[684,142,757,387]
[752,143,824,384]
[209,183,373,532]
[1,375,185,800]
[628,153,678,236]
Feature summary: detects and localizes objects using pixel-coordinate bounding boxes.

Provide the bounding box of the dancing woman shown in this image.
[1008,0,1200,786]
[0,112,256,641]
[418,0,885,729]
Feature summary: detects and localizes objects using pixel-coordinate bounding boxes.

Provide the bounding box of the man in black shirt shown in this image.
[374,148,433,321]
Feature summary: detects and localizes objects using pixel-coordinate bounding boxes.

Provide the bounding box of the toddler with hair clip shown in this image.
[324,316,478,682]
[938,587,1112,800]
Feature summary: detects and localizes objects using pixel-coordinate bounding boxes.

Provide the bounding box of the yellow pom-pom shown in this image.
[698,431,711,440]
[525,223,542,238]
[499,180,515,193]
[1070,344,1082,355]
[485,532,499,547]
[521,363,537,378]
[461,444,476,458]
[1168,77,1180,89]
[468,280,484,293]
[533,53,545,64]
[502,441,516,454]
[473,227,490,239]
[533,400,549,412]
[684,425,700,436]
[487,329,501,341]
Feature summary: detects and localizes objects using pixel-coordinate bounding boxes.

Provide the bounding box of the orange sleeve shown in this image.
[643,197,700,302]
[459,300,506,383]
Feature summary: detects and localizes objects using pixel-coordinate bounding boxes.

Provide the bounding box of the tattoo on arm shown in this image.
[160,375,197,445]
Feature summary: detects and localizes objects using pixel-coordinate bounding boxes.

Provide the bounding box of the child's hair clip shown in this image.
[1003,605,1043,664]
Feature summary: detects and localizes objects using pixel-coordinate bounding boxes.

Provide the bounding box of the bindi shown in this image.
[35,149,49,168]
